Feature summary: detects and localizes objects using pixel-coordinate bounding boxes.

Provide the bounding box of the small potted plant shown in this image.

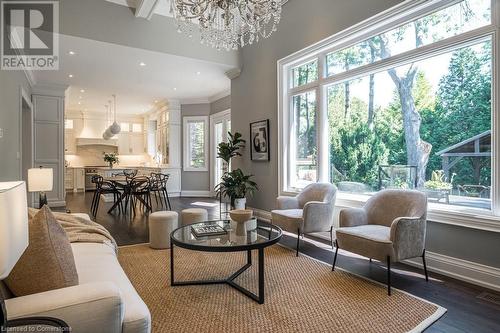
[423,170,455,202]
[103,152,119,168]
[215,169,258,209]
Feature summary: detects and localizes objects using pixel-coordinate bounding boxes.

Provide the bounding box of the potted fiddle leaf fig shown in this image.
[215,131,258,209]
[217,132,245,172]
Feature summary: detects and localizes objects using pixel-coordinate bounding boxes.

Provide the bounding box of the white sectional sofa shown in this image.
[5,213,151,333]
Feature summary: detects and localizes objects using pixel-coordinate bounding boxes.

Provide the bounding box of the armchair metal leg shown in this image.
[332,240,339,271]
[422,249,429,282]
[387,256,391,296]
[329,226,334,249]
[296,229,300,257]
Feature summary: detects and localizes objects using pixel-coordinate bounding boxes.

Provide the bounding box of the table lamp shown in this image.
[0,181,28,328]
[28,167,53,209]
[0,181,69,331]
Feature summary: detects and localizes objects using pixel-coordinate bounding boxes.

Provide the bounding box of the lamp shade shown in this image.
[28,168,53,192]
[0,181,29,279]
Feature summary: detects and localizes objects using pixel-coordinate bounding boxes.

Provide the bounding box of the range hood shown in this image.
[76,138,118,147]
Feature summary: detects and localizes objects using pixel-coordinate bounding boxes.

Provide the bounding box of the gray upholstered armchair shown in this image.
[333,189,428,295]
[271,183,337,256]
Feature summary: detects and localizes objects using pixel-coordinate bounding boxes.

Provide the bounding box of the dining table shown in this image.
[103,175,152,214]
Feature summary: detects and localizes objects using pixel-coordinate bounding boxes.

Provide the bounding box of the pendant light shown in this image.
[102,104,112,140]
[109,94,121,135]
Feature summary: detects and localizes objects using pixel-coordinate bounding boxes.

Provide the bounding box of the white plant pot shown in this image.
[234,198,246,210]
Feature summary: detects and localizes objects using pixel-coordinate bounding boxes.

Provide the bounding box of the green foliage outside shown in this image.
[293,1,492,194]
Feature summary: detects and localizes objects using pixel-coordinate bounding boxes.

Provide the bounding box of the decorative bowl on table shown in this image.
[229,210,257,235]
[229,209,253,223]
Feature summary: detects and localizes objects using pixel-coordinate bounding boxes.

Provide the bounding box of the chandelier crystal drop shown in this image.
[171,0,283,51]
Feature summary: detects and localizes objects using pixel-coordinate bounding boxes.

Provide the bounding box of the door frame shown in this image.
[210,109,231,197]
[19,86,34,206]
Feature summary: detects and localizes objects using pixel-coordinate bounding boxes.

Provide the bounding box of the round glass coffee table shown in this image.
[170,219,282,304]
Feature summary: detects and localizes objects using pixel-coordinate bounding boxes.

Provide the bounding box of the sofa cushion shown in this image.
[271,209,303,233]
[6,206,79,296]
[336,225,394,261]
[72,243,151,333]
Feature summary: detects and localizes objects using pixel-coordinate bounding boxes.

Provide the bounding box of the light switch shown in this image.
[0,128,3,138]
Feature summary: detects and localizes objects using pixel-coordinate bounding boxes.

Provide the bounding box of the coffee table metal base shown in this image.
[170,247,265,304]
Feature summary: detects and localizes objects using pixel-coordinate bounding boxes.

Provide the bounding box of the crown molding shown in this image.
[179,98,210,105]
[32,82,69,97]
[208,89,231,103]
[225,68,241,80]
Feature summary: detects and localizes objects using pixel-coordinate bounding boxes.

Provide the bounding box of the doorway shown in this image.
[210,109,231,196]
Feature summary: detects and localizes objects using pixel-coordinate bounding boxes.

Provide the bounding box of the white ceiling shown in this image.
[34,34,232,115]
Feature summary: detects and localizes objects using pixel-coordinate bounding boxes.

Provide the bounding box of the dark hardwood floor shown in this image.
[64,192,500,333]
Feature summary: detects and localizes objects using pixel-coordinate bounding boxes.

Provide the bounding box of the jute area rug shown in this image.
[118,244,446,333]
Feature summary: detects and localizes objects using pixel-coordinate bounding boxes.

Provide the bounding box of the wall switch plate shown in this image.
[0,128,3,138]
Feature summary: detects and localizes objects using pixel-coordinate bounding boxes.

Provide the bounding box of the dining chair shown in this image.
[91,176,123,217]
[128,177,152,215]
[123,169,138,178]
[150,173,171,210]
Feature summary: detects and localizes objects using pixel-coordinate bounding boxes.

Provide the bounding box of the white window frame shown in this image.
[278,0,500,232]
[183,116,209,172]
[210,109,231,196]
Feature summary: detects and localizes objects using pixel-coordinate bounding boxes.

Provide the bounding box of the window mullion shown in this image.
[320,25,494,89]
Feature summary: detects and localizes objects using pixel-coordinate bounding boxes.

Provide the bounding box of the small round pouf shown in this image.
[149,211,178,249]
[181,208,208,226]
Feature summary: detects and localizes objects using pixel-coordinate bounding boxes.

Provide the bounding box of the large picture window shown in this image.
[280,0,497,218]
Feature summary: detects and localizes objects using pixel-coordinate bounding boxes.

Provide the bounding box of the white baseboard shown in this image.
[181,190,211,197]
[250,207,500,292]
[405,252,500,292]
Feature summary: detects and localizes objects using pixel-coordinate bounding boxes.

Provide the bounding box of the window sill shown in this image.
[282,190,500,233]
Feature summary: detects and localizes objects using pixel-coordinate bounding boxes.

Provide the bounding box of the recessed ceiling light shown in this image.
[78,102,81,105]
[139,62,146,67]
[68,51,76,55]
[154,100,158,103]
[68,74,73,78]
[173,87,177,91]
[80,89,85,93]
[196,71,201,75]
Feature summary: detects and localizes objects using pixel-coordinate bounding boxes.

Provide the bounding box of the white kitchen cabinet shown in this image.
[130,134,144,155]
[65,168,85,192]
[74,168,85,191]
[64,130,76,154]
[65,168,74,190]
[117,132,144,155]
[117,133,130,155]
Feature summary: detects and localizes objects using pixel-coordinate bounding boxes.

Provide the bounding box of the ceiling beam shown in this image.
[135,0,160,20]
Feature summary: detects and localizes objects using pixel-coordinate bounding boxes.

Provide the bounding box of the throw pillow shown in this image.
[5,206,79,296]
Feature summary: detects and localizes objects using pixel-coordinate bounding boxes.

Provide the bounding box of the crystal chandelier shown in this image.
[170,0,282,51]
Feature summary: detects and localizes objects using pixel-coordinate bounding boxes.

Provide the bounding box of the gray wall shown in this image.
[230,0,500,268]
[181,96,232,193]
[210,95,231,115]
[0,70,31,182]
[181,103,211,192]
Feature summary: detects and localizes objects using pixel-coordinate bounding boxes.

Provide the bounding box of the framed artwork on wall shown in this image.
[250,119,270,161]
